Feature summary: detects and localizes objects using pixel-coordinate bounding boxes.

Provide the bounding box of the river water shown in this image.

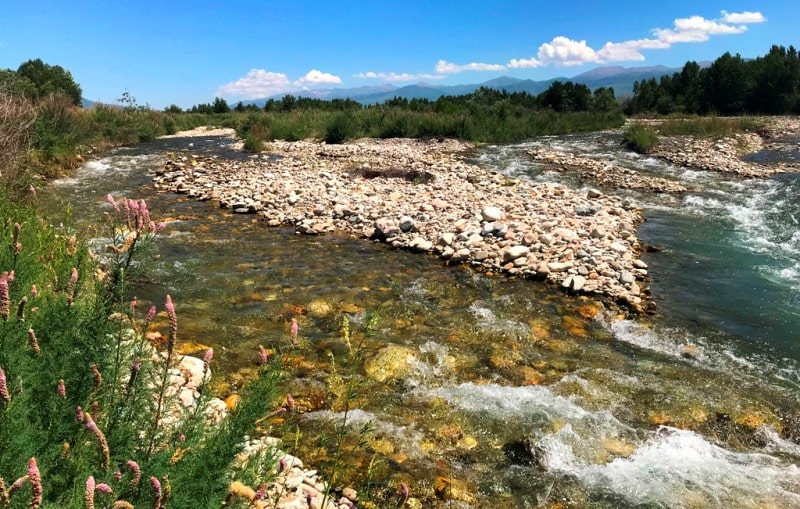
[44,132,800,508]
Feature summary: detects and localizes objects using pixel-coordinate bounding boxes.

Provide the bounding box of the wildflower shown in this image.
[67,268,78,306]
[61,442,70,458]
[57,379,66,399]
[85,476,96,509]
[27,328,39,355]
[75,406,84,423]
[85,413,110,471]
[111,502,134,509]
[16,296,27,322]
[290,317,299,347]
[399,482,410,507]
[150,477,162,509]
[0,276,9,321]
[95,483,113,494]
[125,461,141,489]
[286,393,295,411]
[28,458,41,509]
[254,483,266,500]
[30,285,37,298]
[279,457,288,473]
[165,295,177,347]
[91,364,103,390]
[107,194,120,213]
[29,185,37,199]
[0,366,10,403]
[114,471,122,481]
[127,358,142,391]
[258,345,268,365]
[130,296,137,315]
[14,242,21,256]
[203,348,213,365]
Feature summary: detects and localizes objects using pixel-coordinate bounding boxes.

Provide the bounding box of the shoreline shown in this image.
[154,131,652,313]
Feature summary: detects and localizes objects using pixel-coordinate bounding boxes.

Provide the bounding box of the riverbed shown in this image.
[44,128,800,508]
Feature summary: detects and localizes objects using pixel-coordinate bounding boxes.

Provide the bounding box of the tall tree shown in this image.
[16,58,82,106]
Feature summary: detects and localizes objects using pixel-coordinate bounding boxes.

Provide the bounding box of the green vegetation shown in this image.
[622,123,659,153]
[0,190,283,508]
[625,45,800,116]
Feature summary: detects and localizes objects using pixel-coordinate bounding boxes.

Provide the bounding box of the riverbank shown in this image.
[154,129,652,313]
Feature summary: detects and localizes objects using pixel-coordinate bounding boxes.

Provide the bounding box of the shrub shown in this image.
[323,112,357,144]
[623,123,659,153]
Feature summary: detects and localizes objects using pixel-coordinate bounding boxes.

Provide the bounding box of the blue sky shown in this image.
[1,1,793,109]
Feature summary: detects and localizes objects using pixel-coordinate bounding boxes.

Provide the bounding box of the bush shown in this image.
[0,193,283,508]
[323,112,357,144]
[623,123,659,153]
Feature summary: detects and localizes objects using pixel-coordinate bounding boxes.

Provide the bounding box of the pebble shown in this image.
[154,137,654,312]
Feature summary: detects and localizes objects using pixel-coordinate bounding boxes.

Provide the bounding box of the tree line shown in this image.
[625,45,800,116]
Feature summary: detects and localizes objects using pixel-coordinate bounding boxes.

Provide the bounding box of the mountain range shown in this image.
[247,64,701,107]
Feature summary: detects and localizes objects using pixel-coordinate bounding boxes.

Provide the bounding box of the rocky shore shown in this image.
[154,134,653,313]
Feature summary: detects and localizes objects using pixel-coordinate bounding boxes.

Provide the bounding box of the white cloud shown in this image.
[536,36,600,66]
[354,71,445,82]
[597,38,669,62]
[721,10,766,24]
[295,69,342,86]
[216,69,292,99]
[508,57,542,68]
[435,60,506,74]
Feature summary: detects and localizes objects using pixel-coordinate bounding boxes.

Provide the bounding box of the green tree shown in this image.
[212,96,230,113]
[16,58,82,106]
[0,69,37,98]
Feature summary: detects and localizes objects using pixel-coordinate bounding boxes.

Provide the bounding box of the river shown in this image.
[44,130,800,508]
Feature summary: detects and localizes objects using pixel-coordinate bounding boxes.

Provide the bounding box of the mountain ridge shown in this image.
[243,63,699,107]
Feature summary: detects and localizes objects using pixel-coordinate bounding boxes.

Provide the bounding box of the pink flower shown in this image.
[95,483,113,494]
[126,460,141,489]
[28,458,42,509]
[85,413,110,471]
[57,379,66,398]
[107,194,120,213]
[290,317,299,347]
[0,366,10,403]
[279,457,288,473]
[0,276,9,321]
[203,348,213,365]
[399,482,410,506]
[286,393,295,411]
[67,268,78,306]
[28,328,40,355]
[114,471,123,481]
[258,345,268,365]
[254,483,266,500]
[85,476,96,509]
[76,405,85,423]
[91,364,103,390]
[165,295,177,346]
[150,477,162,509]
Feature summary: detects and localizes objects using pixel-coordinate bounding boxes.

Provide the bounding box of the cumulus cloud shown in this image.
[354,71,445,82]
[216,69,292,99]
[721,10,766,24]
[508,57,542,68]
[295,69,342,86]
[536,36,601,66]
[435,60,506,73]
[506,9,766,67]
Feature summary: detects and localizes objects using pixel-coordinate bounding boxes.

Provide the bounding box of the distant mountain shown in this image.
[245,64,690,106]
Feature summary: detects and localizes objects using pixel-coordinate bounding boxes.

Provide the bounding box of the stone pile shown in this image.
[651,133,784,177]
[526,147,688,193]
[153,137,653,312]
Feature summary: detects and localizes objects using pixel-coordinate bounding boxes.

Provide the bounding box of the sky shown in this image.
[1,1,795,109]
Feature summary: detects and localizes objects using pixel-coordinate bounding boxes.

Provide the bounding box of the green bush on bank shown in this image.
[0,191,283,508]
[623,123,660,153]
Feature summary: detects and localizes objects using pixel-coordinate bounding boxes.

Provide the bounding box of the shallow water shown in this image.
[43,133,800,508]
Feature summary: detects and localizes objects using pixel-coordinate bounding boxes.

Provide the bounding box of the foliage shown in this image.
[623,123,659,153]
[0,192,282,508]
[0,91,36,193]
[625,45,800,116]
[16,59,83,107]
[657,117,766,138]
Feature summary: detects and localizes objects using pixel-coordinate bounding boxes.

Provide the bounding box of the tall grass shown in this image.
[623,124,659,153]
[657,116,766,138]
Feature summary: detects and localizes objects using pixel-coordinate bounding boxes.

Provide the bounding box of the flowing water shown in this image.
[43,131,800,508]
